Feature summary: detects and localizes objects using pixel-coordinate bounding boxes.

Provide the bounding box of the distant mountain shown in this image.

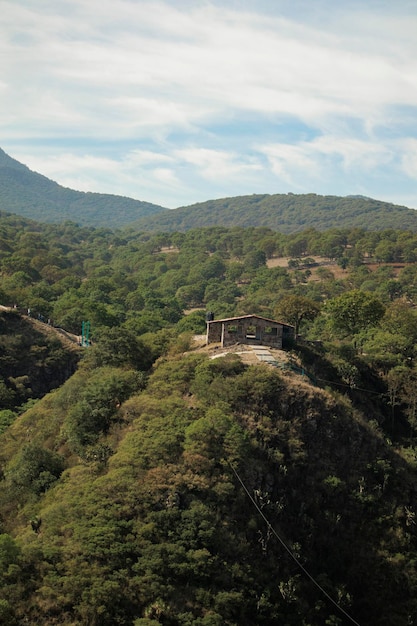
[3,147,417,233]
[130,193,417,233]
[0,148,167,228]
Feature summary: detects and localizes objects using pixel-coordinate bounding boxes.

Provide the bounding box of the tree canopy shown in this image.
[326,290,385,336]
[2,212,417,623]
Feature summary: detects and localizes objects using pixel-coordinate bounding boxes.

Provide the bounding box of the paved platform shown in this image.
[251,346,280,365]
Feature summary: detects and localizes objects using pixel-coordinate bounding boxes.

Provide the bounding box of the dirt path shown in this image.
[1,305,82,352]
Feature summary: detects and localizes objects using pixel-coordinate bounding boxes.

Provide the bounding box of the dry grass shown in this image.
[267,256,409,281]
[26,317,83,353]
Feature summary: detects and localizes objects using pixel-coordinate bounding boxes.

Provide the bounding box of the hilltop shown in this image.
[130,193,417,233]
[0,148,166,228]
[2,147,417,232]
[0,346,417,625]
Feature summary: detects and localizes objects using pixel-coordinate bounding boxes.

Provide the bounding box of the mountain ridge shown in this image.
[2,147,417,233]
[130,192,417,233]
[0,147,167,228]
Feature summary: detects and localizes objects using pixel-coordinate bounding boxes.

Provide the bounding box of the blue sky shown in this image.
[1,0,417,209]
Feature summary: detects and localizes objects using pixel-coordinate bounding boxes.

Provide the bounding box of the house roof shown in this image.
[207,314,294,328]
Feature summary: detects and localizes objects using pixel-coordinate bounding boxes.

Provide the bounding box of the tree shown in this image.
[175,310,207,334]
[0,409,17,434]
[8,444,65,494]
[243,249,266,271]
[326,290,385,336]
[0,533,20,572]
[317,231,346,260]
[374,241,396,263]
[83,328,153,370]
[381,299,417,343]
[64,368,144,451]
[274,295,320,337]
[378,279,403,302]
[0,379,16,410]
[399,368,417,437]
[385,366,409,428]
[358,329,410,371]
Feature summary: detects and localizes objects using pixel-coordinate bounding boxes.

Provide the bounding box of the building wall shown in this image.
[207,317,293,348]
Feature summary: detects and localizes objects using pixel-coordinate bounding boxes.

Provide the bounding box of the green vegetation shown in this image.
[0,148,166,227]
[2,148,417,232]
[2,210,417,623]
[1,348,417,625]
[0,309,80,413]
[131,193,417,233]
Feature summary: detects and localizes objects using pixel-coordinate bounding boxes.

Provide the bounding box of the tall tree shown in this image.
[274,295,320,337]
[326,290,385,336]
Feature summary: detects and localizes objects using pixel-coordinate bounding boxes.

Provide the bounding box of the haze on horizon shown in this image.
[1,0,417,210]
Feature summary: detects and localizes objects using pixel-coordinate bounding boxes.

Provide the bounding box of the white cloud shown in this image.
[152,167,179,186]
[310,136,392,171]
[400,139,417,180]
[1,0,416,208]
[124,149,174,167]
[258,144,321,186]
[175,147,262,182]
[258,135,393,185]
[3,0,416,132]
[15,152,122,189]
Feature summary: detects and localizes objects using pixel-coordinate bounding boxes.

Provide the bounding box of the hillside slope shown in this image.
[0,148,166,228]
[3,148,417,233]
[0,351,416,625]
[0,309,81,414]
[131,193,417,233]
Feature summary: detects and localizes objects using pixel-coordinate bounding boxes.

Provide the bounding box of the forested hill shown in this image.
[0,148,166,228]
[130,193,417,233]
[0,309,81,415]
[3,210,417,622]
[3,147,417,233]
[1,343,417,625]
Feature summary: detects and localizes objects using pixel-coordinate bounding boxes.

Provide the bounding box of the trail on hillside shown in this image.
[0,304,82,351]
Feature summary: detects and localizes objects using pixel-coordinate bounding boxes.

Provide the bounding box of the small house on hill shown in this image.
[206,314,294,349]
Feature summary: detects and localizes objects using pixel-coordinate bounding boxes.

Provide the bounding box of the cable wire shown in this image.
[315,376,385,396]
[229,462,362,626]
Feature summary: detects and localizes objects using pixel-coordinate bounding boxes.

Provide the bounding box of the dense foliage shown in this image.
[2,211,417,623]
[0,309,80,420]
[131,193,417,233]
[1,351,417,625]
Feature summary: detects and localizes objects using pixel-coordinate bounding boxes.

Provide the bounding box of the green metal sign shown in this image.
[81,320,91,347]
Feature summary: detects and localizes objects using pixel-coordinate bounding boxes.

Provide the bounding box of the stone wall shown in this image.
[207,316,293,348]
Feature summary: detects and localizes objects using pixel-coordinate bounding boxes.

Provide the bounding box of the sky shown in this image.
[1,0,417,210]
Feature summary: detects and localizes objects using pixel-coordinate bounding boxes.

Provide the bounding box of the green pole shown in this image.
[81,321,91,347]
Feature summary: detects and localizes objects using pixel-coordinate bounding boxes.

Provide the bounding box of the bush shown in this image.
[83,328,153,370]
[8,444,64,494]
[64,368,145,452]
[0,409,17,434]
[175,310,207,334]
